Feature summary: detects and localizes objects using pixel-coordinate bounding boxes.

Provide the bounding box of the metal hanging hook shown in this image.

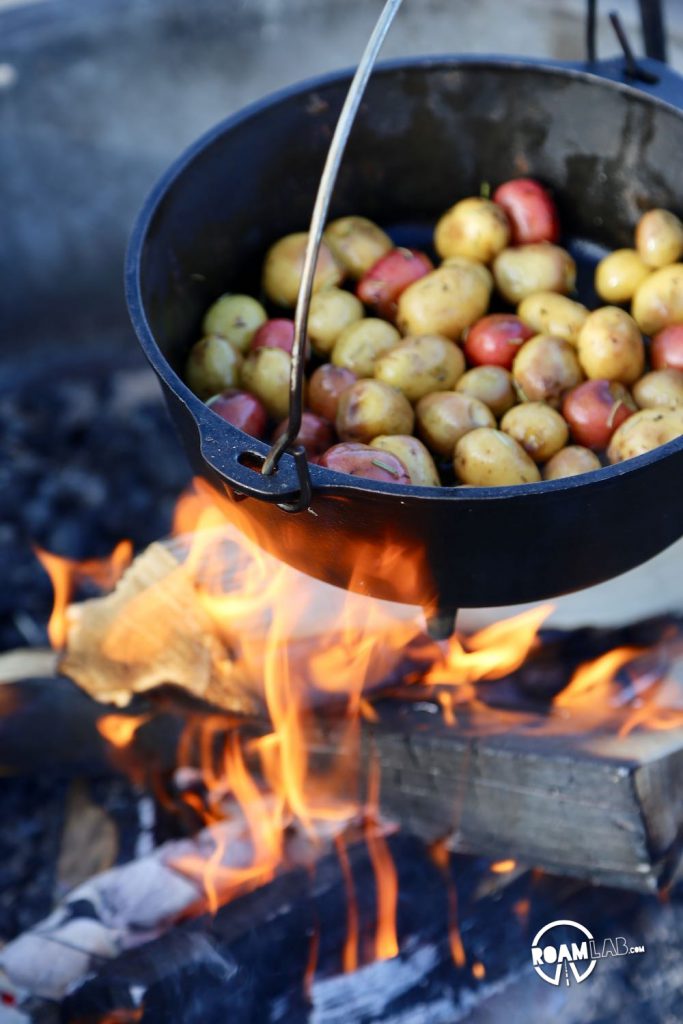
[260,0,405,485]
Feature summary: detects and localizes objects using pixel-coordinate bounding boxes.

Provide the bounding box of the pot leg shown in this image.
[425,606,458,640]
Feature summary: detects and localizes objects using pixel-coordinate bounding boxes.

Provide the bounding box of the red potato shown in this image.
[562,379,636,449]
[251,318,295,354]
[651,325,683,371]
[356,248,433,319]
[308,364,357,421]
[206,389,268,439]
[492,178,560,245]
[318,442,410,483]
[463,314,534,369]
[272,412,336,457]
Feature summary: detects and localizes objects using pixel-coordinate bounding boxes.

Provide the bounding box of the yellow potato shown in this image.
[202,294,267,353]
[517,292,588,346]
[324,216,393,278]
[370,435,440,486]
[185,336,243,400]
[635,209,683,268]
[493,243,576,304]
[374,335,465,402]
[576,307,644,384]
[332,318,401,378]
[240,347,291,420]
[455,366,516,417]
[442,256,494,292]
[632,369,683,409]
[434,197,510,264]
[631,264,683,335]
[500,402,568,462]
[595,249,650,303]
[454,428,541,486]
[263,232,343,307]
[307,288,364,355]
[397,264,491,340]
[543,446,602,480]
[415,391,495,457]
[512,334,583,406]
[607,407,683,463]
[336,380,414,442]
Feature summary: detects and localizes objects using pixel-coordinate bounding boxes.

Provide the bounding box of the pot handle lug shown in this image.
[199,431,313,513]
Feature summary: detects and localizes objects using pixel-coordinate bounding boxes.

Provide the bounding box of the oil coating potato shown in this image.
[543,446,602,480]
[455,366,516,417]
[331,318,401,378]
[595,249,650,303]
[336,379,414,443]
[262,233,343,307]
[185,336,243,399]
[373,335,465,402]
[240,347,291,420]
[631,264,683,335]
[492,243,576,304]
[396,263,491,340]
[607,407,683,463]
[307,288,364,355]
[370,435,440,486]
[500,402,568,462]
[512,334,583,406]
[517,292,588,346]
[635,209,683,269]
[415,392,495,457]
[576,307,644,384]
[202,294,267,353]
[434,197,510,264]
[454,428,541,486]
[324,216,393,279]
[632,369,683,409]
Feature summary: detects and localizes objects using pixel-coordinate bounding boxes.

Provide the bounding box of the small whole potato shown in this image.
[186,336,243,399]
[397,263,491,340]
[632,264,683,335]
[273,411,336,457]
[442,256,494,292]
[595,248,650,303]
[206,389,268,439]
[562,379,636,449]
[307,288,363,355]
[493,243,576,304]
[517,292,588,346]
[576,307,644,384]
[463,313,533,369]
[263,232,343,307]
[543,446,602,480]
[454,428,541,486]
[492,178,560,245]
[632,369,683,409]
[319,442,411,483]
[251,318,296,354]
[415,391,495,457]
[202,294,267,353]
[374,334,465,402]
[434,197,510,263]
[240,346,291,420]
[607,407,683,464]
[651,325,683,371]
[336,379,414,443]
[332,318,401,378]
[308,364,357,421]
[500,402,568,462]
[512,334,583,406]
[357,248,433,319]
[370,435,440,486]
[455,365,516,417]
[635,208,683,268]
[324,216,393,279]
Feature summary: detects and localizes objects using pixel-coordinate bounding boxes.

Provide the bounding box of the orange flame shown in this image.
[364,756,399,962]
[490,859,517,874]
[554,646,642,707]
[429,839,466,969]
[35,540,132,648]
[471,962,486,980]
[335,833,359,973]
[97,713,150,749]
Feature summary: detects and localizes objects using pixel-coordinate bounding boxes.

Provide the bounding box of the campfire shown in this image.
[1,479,681,1020]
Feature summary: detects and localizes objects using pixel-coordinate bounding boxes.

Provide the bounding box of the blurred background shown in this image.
[0,0,682,646]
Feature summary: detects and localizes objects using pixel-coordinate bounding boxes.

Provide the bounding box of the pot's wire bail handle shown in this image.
[260,0,405,494]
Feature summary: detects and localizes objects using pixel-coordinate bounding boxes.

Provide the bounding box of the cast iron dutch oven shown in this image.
[126,54,683,620]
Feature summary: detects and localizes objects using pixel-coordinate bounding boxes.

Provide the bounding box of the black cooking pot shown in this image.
[126,55,683,622]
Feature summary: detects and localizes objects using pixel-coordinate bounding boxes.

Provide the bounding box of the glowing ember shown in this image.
[97,713,150,748]
[490,859,517,874]
[471,961,486,980]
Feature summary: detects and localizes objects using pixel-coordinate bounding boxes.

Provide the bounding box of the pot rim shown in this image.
[126,53,683,505]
